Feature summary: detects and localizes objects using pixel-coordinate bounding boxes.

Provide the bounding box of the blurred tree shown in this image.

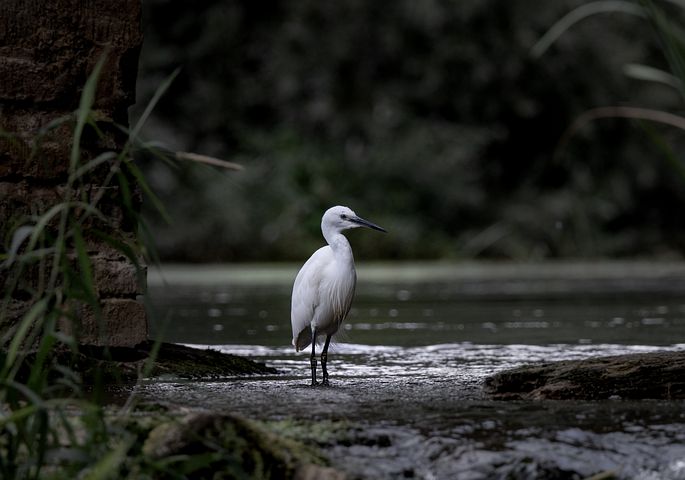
[134,0,685,261]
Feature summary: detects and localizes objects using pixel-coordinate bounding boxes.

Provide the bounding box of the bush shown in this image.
[136,0,685,260]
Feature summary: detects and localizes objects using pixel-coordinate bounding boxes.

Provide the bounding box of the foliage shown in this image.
[0,50,302,477]
[137,0,685,261]
[0,53,145,479]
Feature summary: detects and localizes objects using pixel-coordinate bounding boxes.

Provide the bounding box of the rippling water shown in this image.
[142,263,685,479]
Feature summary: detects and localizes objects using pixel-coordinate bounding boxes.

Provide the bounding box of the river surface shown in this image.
[142,262,685,479]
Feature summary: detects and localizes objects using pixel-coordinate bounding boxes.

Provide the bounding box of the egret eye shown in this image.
[340,214,348,220]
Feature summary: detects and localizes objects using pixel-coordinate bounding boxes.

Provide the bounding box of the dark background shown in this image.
[133,0,685,262]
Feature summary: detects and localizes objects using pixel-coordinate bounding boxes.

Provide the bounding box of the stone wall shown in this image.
[0,0,147,347]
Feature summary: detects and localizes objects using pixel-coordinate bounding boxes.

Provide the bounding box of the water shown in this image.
[142,263,685,479]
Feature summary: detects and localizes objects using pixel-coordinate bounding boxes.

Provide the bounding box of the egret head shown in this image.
[322,205,387,234]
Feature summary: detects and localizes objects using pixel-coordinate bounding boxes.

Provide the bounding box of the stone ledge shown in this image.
[485,351,685,400]
[28,341,278,382]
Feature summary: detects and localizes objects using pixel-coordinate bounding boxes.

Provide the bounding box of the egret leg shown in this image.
[310,328,318,386]
[321,334,332,386]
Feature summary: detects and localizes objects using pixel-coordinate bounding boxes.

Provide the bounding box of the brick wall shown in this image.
[1,0,147,347]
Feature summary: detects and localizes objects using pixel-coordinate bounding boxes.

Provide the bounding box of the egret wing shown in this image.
[291,246,330,351]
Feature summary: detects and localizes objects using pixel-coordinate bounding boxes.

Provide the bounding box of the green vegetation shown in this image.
[0,54,156,479]
[137,0,685,262]
[0,59,315,479]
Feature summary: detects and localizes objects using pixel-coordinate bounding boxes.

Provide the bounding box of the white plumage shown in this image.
[290,205,386,385]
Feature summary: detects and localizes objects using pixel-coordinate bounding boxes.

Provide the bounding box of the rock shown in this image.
[142,412,331,479]
[11,341,276,386]
[294,464,348,480]
[74,341,276,383]
[146,341,277,379]
[485,351,685,400]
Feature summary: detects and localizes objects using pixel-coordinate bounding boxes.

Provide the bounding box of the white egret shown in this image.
[291,206,387,386]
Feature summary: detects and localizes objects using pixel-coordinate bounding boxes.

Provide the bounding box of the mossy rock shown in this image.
[139,341,277,380]
[485,351,685,400]
[17,341,276,385]
[141,412,340,479]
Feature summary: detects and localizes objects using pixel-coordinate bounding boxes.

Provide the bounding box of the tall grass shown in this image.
[0,55,238,478]
[534,0,685,177]
[0,54,141,480]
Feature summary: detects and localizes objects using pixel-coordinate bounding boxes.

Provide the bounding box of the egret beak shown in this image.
[351,215,387,233]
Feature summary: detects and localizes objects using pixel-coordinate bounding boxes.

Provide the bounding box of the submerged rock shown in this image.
[485,351,685,400]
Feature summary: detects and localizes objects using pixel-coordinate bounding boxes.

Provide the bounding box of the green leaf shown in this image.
[71,54,108,173]
[72,224,96,301]
[1,379,47,407]
[0,297,49,380]
[27,322,57,392]
[531,1,644,58]
[27,203,71,252]
[0,403,39,428]
[175,151,243,171]
[69,151,117,184]
[124,160,172,224]
[27,202,107,253]
[3,225,34,268]
[640,0,685,102]
[623,62,682,89]
[82,437,134,480]
[129,68,181,145]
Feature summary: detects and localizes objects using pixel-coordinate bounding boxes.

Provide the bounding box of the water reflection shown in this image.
[149,281,685,347]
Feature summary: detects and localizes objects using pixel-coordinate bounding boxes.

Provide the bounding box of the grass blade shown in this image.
[123,160,172,224]
[72,225,95,300]
[71,54,108,172]
[640,0,685,101]
[175,151,243,171]
[0,297,49,380]
[531,1,644,58]
[129,68,181,145]
[27,202,108,253]
[69,151,117,184]
[82,437,133,480]
[623,62,682,89]
[3,226,34,268]
[556,106,685,160]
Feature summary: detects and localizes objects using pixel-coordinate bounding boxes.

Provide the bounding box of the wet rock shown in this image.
[142,411,332,479]
[485,351,685,400]
[145,341,277,379]
[293,464,348,480]
[17,341,276,385]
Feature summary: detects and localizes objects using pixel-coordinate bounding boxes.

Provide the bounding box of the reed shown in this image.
[0,56,240,478]
[535,0,685,178]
